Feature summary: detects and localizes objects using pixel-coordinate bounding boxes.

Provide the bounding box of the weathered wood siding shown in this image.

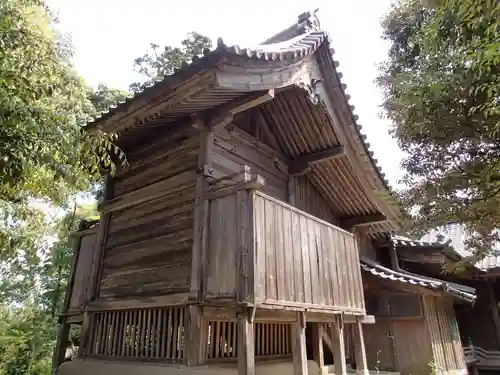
[392,319,433,375]
[254,191,364,312]
[212,130,288,201]
[98,133,199,299]
[423,296,466,375]
[205,193,240,299]
[68,233,97,311]
[291,175,338,225]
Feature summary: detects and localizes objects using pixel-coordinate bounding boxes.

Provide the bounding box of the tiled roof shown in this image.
[420,223,500,271]
[360,258,476,303]
[86,10,394,195]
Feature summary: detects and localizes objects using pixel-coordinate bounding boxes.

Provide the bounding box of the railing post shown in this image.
[185,305,208,366]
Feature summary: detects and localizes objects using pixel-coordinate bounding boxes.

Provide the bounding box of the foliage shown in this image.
[129,32,212,92]
[378,0,500,263]
[88,84,129,114]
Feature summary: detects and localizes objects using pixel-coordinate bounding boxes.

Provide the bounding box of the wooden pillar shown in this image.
[331,315,348,375]
[237,310,255,375]
[185,305,207,366]
[190,125,213,300]
[51,319,70,375]
[292,312,308,375]
[353,319,369,375]
[312,323,325,370]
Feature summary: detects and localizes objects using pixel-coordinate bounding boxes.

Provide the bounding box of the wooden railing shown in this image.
[204,189,365,313]
[464,345,500,369]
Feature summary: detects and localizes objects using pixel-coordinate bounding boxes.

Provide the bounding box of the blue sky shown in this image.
[47,0,405,188]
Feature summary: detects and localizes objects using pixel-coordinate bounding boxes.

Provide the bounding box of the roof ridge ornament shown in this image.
[297,8,321,33]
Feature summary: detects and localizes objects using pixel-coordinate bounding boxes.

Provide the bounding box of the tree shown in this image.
[378,0,500,261]
[88,84,129,114]
[129,32,212,92]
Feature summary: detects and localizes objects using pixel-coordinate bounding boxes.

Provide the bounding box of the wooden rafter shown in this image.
[289,146,345,176]
[339,213,387,229]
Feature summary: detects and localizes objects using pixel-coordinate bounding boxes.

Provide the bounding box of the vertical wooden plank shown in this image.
[423,296,446,372]
[283,208,294,301]
[291,212,304,303]
[331,316,348,375]
[155,308,162,358]
[228,320,233,358]
[237,312,255,375]
[122,311,129,357]
[292,312,308,375]
[274,204,285,301]
[254,194,266,302]
[191,126,213,299]
[353,319,369,375]
[166,308,173,358]
[300,215,312,304]
[255,323,261,357]
[264,199,277,300]
[288,176,296,205]
[172,307,179,359]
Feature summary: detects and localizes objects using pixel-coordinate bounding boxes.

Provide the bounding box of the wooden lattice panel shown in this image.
[84,306,185,361]
[206,321,292,360]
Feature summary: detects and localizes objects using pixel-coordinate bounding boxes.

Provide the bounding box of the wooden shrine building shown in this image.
[391,224,500,373]
[53,10,475,375]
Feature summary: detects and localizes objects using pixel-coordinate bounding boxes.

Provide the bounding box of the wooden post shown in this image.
[292,311,308,375]
[353,319,369,375]
[331,315,348,375]
[185,305,207,366]
[78,311,91,357]
[313,323,325,370]
[51,319,70,375]
[237,310,255,375]
[88,175,112,301]
[486,283,500,347]
[191,125,213,300]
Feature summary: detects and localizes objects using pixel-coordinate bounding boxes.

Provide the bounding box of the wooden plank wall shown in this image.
[292,175,338,225]
[98,132,199,300]
[253,191,364,312]
[205,193,239,299]
[212,129,288,201]
[392,319,433,375]
[423,296,467,374]
[69,233,97,311]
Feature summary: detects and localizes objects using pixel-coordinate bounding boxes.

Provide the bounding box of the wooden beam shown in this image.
[292,311,308,375]
[289,146,345,176]
[209,90,275,132]
[331,315,348,375]
[339,213,387,229]
[237,311,255,375]
[353,319,369,375]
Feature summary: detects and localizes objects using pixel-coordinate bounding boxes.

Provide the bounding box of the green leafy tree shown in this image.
[129,32,212,92]
[378,0,500,261]
[88,84,129,114]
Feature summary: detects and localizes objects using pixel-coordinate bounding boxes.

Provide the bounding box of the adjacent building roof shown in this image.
[86,9,404,235]
[360,257,476,303]
[420,223,500,271]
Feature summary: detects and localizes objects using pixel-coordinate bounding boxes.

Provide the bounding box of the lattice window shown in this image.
[206,321,292,361]
[84,306,185,361]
